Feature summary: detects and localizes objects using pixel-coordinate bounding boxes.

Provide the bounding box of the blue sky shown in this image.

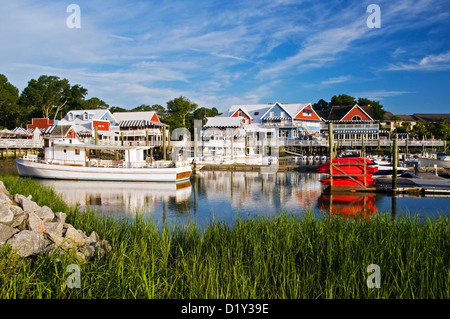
[1,0,449,115]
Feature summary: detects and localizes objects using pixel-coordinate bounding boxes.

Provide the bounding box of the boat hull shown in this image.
[16,158,191,183]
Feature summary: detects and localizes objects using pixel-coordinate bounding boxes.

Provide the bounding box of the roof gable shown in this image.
[231,108,253,120]
[260,102,292,120]
[328,104,373,121]
[294,104,321,121]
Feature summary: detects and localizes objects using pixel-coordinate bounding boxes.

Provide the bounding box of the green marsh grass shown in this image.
[0,176,449,299]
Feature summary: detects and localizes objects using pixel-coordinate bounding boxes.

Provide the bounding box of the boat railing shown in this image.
[22,155,186,169]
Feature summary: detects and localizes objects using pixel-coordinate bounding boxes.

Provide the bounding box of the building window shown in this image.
[254,112,259,116]
[238,111,242,116]
[75,149,80,155]
[352,115,362,121]
[83,112,88,120]
[68,113,74,121]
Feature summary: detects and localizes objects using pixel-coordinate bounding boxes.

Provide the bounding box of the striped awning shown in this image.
[119,120,163,128]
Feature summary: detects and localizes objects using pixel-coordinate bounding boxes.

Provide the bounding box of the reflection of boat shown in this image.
[38,179,192,214]
[317,193,378,218]
[16,137,191,183]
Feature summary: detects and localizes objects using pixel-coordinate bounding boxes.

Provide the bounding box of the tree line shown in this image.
[1,73,448,139]
[0,73,221,131]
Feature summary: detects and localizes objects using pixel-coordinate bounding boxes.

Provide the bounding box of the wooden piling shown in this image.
[392,134,398,192]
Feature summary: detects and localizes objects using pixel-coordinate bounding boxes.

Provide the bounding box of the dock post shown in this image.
[163,125,167,161]
[328,122,334,187]
[392,134,398,192]
[328,122,334,160]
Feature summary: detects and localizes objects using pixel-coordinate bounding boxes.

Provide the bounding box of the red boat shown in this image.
[317,165,378,175]
[320,176,376,187]
[318,157,377,187]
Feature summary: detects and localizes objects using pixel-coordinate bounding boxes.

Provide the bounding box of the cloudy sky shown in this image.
[1,0,449,114]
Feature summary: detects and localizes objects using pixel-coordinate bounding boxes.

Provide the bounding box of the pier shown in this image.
[0,139,43,159]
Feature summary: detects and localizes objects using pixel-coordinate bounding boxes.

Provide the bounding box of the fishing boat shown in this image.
[16,138,191,183]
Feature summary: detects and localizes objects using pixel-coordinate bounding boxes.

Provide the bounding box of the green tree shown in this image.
[19,75,71,120]
[357,97,386,122]
[312,98,330,111]
[149,104,167,120]
[330,94,356,106]
[132,104,151,112]
[108,106,128,113]
[0,74,20,129]
[83,97,109,109]
[166,96,198,128]
[192,107,222,126]
[411,120,428,138]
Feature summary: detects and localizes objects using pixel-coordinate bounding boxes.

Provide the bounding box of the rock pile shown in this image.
[0,181,111,261]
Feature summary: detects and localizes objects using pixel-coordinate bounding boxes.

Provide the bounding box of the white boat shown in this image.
[437,153,450,162]
[16,138,191,183]
[368,159,409,177]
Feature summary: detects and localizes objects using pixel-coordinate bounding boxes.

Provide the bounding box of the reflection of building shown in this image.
[196,171,323,213]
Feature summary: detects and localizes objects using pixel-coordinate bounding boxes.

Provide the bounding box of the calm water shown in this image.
[37,171,450,228]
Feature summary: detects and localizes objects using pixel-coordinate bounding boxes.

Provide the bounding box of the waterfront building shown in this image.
[112,111,166,147]
[319,104,380,144]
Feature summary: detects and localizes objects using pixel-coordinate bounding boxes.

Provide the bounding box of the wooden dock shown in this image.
[327,172,450,195]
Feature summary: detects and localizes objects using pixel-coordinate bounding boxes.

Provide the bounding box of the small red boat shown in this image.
[318,157,377,187]
[320,176,376,187]
[317,165,378,175]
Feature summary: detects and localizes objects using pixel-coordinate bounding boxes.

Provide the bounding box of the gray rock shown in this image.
[94,240,112,258]
[0,192,14,205]
[9,205,24,216]
[0,223,19,244]
[10,213,27,228]
[26,212,44,233]
[14,194,40,213]
[44,221,64,238]
[6,230,46,257]
[54,212,66,224]
[86,231,100,245]
[0,205,14,225]
[81,245,96,260]
[34,205,55,222]
[64,225,85,246]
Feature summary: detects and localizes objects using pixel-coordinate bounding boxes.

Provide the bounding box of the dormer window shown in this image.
[83,112,88,120]
[68,113,74,121]
[303,110,312,117]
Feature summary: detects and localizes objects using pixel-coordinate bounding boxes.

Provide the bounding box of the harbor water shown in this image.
[36,170,450,229]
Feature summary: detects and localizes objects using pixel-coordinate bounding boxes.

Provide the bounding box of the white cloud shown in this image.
[321,76,352,85]
[386,51,450,71]
[351,90,413,101]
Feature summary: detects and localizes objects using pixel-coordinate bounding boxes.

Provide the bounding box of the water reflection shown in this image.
[38,179,192,216]
[36,171,449,227]
[317,192,378,219]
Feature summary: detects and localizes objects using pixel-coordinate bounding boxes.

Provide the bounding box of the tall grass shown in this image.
[0,176,449,299]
